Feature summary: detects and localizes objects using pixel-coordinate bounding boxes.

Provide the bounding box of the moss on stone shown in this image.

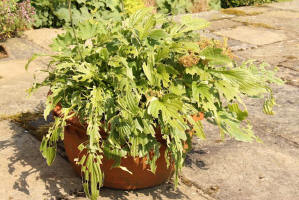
[0,112,52,141]
[221,8,262,16]
[241,21,275,29]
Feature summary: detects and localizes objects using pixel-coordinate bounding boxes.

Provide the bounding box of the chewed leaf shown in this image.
[228,103,248,121]
[263,95,276,115]
[201,47,232,65]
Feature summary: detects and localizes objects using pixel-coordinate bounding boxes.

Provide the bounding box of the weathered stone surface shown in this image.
[225,6,270,14]
[235,40,299,66]
[98,183,213,200]
[215,26,287,45]
[0,60,48,116]
[23,28,64,51]
[183,135,299,200]
[246,84,299,144]
[267,0,299,12]
[263,10,299,18]
[176,10,234,22]
[206,19,242,32]
[227,39,258,52]
[232,11,299,37]
[0,38,47,61]
[0,120,82,199]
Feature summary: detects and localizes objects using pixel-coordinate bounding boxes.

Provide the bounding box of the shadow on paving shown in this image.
[0,122,79,198]
[99,183,190,200]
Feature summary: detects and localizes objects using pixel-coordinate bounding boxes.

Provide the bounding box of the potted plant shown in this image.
[26,8,282,200]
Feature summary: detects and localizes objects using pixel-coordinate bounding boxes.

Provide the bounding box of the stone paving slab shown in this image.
[23,29,65,51]
[96,183,212,200]
[235,40,299,66]
[0,60,48,116]
[183,134,299,200]
[263,10,299,18]
[0,120,82,200]
[232,12,299,38]
[246,84,299,144]
[206,19,242,32]
[183,10,234,21]
[223,5,270,14]
[267,0,299,11]
[215,26,288,45]
[0,38,47,61]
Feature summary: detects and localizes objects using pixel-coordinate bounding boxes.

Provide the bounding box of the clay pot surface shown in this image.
[53,105,203,190]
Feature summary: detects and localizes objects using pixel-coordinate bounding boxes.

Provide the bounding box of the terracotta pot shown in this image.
[53,105,203,190]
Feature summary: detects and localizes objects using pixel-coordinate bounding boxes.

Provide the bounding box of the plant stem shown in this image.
[68,0,83,61]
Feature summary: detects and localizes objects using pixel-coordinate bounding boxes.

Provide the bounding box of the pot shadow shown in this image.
[100,183,190,200]
[1,112,193,200]
[1,120,82,199]
[184,149,209,170]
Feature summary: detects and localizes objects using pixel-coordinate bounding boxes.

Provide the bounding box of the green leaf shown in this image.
[180,15,209,32]
[219,111,256,142]
[129,7,153,26]
[228,103,248,121]
[148,96,186,131]
[148,29,168,40]
[45,147,56,166]
[215,80,239,101]
[201,47,232,65]
[142,62,155,85]
[148,97,182,120]
[186,67,211,80]
[77,21,100,40]
[139,15,156,40]
[192,82,216,111]
[174,128,187,141]
[55,7,70,23]
[187,115,206,139]
[263,95,276,115]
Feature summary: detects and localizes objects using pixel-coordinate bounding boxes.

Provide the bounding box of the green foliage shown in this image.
[221,0,277,8]
[123,0,146,15]
[27,8,283,200]
[209,0,222,10]
[31,0,122,28]
[31,0,147,28]
[0,0,35,41]
[155,0,193,14]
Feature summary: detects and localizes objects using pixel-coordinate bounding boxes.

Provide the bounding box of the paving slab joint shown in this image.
[275,134,299,147]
